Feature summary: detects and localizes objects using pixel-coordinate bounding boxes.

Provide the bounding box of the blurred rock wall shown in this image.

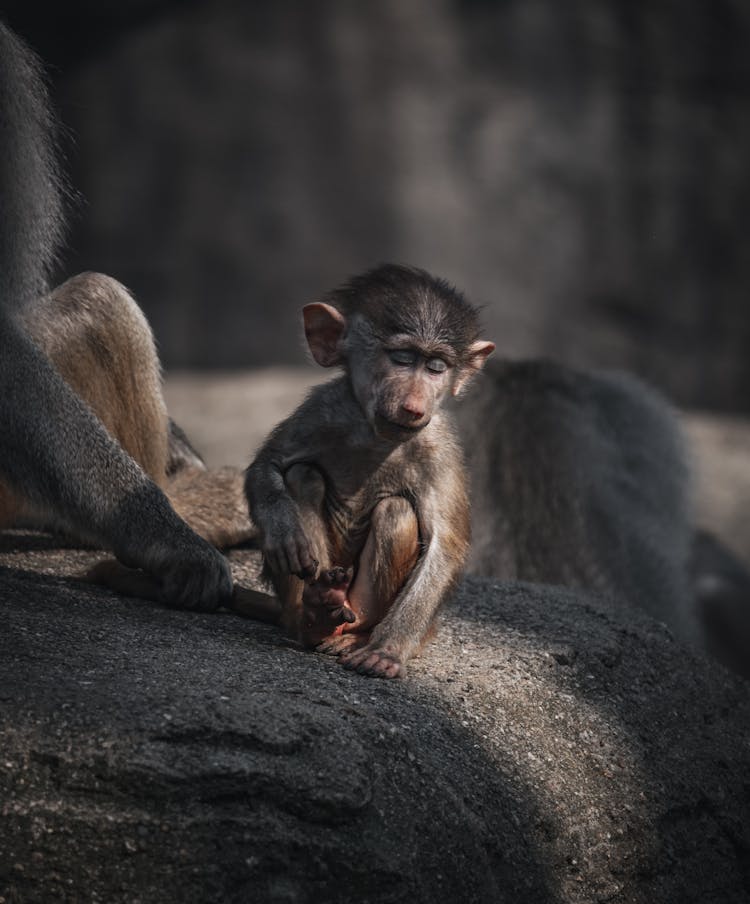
[8,0,750,410]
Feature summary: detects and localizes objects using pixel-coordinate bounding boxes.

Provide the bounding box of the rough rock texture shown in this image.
[1,534,749,903]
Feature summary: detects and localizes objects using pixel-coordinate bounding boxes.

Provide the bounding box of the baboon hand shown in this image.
[157,541,233,611]
[262,522,318,579]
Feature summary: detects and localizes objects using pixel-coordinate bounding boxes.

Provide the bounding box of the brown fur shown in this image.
[167,465,252,548]
[21,273,170,487]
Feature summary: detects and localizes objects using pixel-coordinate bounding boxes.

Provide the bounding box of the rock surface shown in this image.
[1,533,749,903]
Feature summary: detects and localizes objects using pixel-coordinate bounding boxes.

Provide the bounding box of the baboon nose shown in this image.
[401,401,425,420]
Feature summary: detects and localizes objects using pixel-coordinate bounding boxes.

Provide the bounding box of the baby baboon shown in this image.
[246,264,495,677]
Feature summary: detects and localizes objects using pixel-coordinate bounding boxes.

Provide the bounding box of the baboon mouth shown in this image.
[373,414,429,439]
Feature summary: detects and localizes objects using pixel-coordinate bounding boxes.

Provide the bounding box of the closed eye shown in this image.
[388,349,417,366]
[426,358,448,374]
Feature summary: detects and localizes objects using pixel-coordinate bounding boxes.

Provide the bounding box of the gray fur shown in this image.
[323,264,482,365]
[456,358,698,643]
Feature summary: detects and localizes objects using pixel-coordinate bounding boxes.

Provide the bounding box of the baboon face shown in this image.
[345,314,456,437]
[303,264,495,440]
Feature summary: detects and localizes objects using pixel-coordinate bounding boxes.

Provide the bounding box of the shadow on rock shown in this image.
[1,544,749,903]
[448,577,750,903]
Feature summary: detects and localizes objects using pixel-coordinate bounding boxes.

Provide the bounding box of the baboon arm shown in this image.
[245,428,323,578]
[0,317,157,539]
[0,318,232,609]
[84,560,280,624]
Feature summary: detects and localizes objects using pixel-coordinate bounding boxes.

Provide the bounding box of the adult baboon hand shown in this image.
[157,540,233,611]
[108,484,234,611]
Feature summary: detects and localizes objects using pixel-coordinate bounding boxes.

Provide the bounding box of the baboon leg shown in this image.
[10,272,252,608]
[0,273,169,537]
[316,496,419,657]
[166,465,255,548]
[21,272,170,488]
[349,496,420,628]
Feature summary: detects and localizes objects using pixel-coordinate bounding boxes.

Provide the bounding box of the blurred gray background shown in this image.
[5,0,750,411]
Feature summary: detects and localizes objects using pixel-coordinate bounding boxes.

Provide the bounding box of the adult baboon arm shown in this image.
[0,315,233,609]
[0,24,232,609]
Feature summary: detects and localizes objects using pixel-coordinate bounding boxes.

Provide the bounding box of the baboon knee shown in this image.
[371,496,418,543]
[60,271,131,307]
[25,272,156,377]
[370,497,419,598]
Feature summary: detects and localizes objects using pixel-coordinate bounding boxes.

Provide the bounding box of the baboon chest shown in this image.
[315,452,421,564]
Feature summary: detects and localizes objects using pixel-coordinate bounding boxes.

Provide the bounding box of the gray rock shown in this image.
[1,536,748,903]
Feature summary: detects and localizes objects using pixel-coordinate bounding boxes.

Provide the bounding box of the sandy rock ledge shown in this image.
[0,537,748,904]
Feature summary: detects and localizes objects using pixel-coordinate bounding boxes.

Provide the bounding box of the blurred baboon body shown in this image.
[456,359,698,642]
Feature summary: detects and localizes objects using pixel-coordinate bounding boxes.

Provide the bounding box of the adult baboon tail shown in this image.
[166,418,207,475]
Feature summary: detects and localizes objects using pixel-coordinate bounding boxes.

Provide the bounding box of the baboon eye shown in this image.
[426,358,448,374]
[388,349,417,366]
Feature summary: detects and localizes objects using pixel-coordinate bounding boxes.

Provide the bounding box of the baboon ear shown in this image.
[303,303,347,367]
[452,340,495,396]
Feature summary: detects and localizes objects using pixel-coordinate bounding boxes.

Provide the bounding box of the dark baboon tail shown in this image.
[166,418,207,476]
[0,23,67,308]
